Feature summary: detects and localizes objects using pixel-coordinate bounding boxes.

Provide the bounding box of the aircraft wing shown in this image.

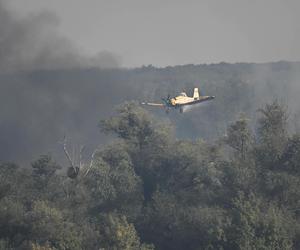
[141,102,165,107]
[181,96,215,106]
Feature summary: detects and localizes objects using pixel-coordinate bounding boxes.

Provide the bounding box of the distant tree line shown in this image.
[1,61,300,163]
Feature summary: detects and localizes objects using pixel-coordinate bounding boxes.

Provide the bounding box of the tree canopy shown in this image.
[0,100,300,249]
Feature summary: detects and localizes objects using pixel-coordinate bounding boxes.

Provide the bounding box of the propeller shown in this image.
[161,94,172,106]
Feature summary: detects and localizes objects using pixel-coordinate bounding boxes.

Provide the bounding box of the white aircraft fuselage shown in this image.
[142,87,215,113]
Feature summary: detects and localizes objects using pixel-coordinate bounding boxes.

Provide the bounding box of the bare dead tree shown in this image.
[60,135,97,179]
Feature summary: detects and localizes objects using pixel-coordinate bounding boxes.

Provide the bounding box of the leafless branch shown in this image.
[84,150,96,177]
[79,145,85,169]
[62,135,76,170]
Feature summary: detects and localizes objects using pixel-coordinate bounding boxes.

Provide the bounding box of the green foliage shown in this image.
[32,155,61,178]
[100,102,174,202]
[281,134,300,174]
[98,213,154,250]
[31,242,54,250]
[27,201,82,250]
[221,116,258,198]
[225,115,253,160]
[264,171,300,208]
[31,155,62,201]
[230,192,295,250]
[256,100,289,169]
[0,197,27,246]
[0,163,29,201]
[142,190,229,250]
[85,142,143,219]
[2,100,300,249]
[101,102,157,147]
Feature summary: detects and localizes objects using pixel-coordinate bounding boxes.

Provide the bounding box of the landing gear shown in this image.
[180,107,183,113]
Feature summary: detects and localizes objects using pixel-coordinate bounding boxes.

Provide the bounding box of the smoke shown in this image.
[1,62,300,164]
[0,70,134,164]
[182,102,213,113]
[0,1,123,164]
[1,1,300,165]
[0,0,120,72]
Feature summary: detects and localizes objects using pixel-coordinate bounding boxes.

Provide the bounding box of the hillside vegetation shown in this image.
[1,100,300,249]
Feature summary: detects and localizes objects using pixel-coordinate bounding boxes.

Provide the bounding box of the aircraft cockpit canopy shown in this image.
[179,92,187,97]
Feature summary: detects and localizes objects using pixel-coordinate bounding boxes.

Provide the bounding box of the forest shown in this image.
[1,97,300,249]
[1,0,300,248]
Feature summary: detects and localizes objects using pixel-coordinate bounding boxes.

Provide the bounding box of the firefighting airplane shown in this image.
[141,88,215,113]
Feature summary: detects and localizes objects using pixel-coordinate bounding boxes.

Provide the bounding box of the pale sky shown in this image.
[6,0,300,67]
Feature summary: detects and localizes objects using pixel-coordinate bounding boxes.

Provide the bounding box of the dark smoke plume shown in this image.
[0,1,123,164]
[0,0,120,72]
[1,1,300,166]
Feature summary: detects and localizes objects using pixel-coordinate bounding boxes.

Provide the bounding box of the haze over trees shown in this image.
[1,62,300,164]
[1,99,300,249]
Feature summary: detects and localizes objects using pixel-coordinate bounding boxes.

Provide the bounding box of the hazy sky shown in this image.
[6,0,300,67]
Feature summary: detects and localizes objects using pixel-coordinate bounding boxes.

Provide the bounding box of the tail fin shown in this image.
[193,88,200,100]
